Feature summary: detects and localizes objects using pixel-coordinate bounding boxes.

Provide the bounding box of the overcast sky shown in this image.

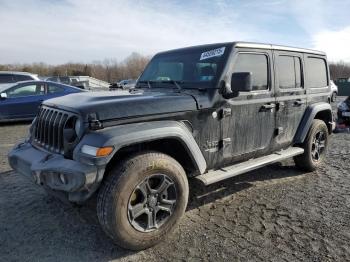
[1,0,350,64]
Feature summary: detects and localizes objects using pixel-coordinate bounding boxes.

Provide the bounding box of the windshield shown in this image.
[0,83,16,93]
[138,45,231,88]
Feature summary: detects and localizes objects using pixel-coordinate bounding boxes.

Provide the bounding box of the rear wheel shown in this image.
[97,152,188,250]
[294,119,329,171]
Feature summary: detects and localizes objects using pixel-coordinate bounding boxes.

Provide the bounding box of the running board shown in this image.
[195,147,304,185]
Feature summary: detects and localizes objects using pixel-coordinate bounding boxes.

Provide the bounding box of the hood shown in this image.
[44,89,198,121]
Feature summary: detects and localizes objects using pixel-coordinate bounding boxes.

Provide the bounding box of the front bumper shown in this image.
[8,141,105,202]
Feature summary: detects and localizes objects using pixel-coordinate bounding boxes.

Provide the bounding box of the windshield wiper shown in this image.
[137,80,153,88]
[160,80,183,91]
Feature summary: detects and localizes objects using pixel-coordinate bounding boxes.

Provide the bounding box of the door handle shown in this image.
[294,100,305,106]
[276,101,285,110]
[262,103,276,110]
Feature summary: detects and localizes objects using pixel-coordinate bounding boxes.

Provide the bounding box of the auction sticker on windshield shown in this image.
[200,47,225,60]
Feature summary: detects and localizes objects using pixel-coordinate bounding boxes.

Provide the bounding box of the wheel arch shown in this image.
[294,102,333,144]
[106,138,201,177]
[76,121,207,176]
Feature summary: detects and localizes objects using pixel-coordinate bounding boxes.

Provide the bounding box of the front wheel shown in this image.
[97,152,189,250]
[294,119,329,171]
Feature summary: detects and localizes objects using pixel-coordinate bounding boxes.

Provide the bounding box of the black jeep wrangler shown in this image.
[9,42,334,250]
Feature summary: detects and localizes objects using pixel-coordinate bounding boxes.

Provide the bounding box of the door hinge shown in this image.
[275,127,284,135]
[221,138,232,158]
[222,108,232,118]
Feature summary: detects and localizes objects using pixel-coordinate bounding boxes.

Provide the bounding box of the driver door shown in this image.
[1,83,46,119]
[221,49,276,164]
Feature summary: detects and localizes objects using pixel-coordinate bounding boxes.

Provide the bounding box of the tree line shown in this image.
[0,52,151,84]
[329,61,350,80]
[0,53,350,83]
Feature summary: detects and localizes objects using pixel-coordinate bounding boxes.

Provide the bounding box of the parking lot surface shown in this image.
[1,102,350,261]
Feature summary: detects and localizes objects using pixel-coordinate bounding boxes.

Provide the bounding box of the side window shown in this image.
[306,57,328,88]
[0,74,14,84]
[233,53,268,91]
[196,63,217,81]
[278,56,302,89]
[6,84,45,98]
[48,84,64,94]
[13,75,33,82]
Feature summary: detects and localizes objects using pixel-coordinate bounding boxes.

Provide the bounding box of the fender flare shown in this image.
[293,102,332,144]
[74,121,207,174]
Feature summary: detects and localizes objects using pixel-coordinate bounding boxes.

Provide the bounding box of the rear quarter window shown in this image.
[48,84,64,93]
[306,57,328,88]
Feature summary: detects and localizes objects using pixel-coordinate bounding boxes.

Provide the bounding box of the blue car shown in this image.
[0,80,84,122]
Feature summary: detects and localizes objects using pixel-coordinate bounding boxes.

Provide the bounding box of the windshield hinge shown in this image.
[89,119,103,130]
[88,113,104,130]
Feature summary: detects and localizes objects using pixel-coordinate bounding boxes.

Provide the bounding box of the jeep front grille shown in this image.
[33,106,70,153]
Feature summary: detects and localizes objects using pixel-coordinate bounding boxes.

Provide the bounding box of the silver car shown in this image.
[117,79,136,89]
[330,80,338,102]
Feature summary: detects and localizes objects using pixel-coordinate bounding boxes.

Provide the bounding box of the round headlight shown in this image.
[74,118,81,135]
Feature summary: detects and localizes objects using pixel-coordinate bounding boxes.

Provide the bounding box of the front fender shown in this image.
[73,121,207,174]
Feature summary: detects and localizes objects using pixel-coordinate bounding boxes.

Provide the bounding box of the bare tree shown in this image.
[0,52,151,83]
[329,61,350,80]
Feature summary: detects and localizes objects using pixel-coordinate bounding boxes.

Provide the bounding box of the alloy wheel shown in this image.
[127,174,177,232]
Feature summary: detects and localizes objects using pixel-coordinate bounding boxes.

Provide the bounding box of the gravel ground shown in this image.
[1,100,349,262]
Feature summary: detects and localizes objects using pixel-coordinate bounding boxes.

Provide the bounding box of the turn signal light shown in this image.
[96,146,114,157]
[81,145,114,157]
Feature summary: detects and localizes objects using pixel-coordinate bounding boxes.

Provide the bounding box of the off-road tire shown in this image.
[97,151,189,250]
[294,119,329,171]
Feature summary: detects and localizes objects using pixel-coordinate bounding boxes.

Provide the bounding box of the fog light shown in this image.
[59,173,67,185]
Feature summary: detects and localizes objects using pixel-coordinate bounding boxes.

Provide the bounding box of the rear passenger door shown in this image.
[274,51,306,149]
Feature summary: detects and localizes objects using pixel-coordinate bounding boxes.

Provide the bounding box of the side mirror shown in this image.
[0,93,7,99]
[231,72,252,92]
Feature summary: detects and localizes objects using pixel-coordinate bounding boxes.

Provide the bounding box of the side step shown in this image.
[195,147,304,185]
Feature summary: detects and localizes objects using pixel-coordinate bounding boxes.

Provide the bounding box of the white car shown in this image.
[117,79,136,89]
[330,80,338,102]
[0,71,40,88]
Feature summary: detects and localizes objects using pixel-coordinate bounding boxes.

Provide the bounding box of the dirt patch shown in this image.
[1,105,350,261]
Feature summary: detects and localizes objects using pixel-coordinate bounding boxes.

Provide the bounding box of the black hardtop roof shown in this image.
[156,41,325,56]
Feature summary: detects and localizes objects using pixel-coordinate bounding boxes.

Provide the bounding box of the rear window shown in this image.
[306,57,328,88]
[277,56,302,89]
[13,75,34,82]
[0,74,14,84]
